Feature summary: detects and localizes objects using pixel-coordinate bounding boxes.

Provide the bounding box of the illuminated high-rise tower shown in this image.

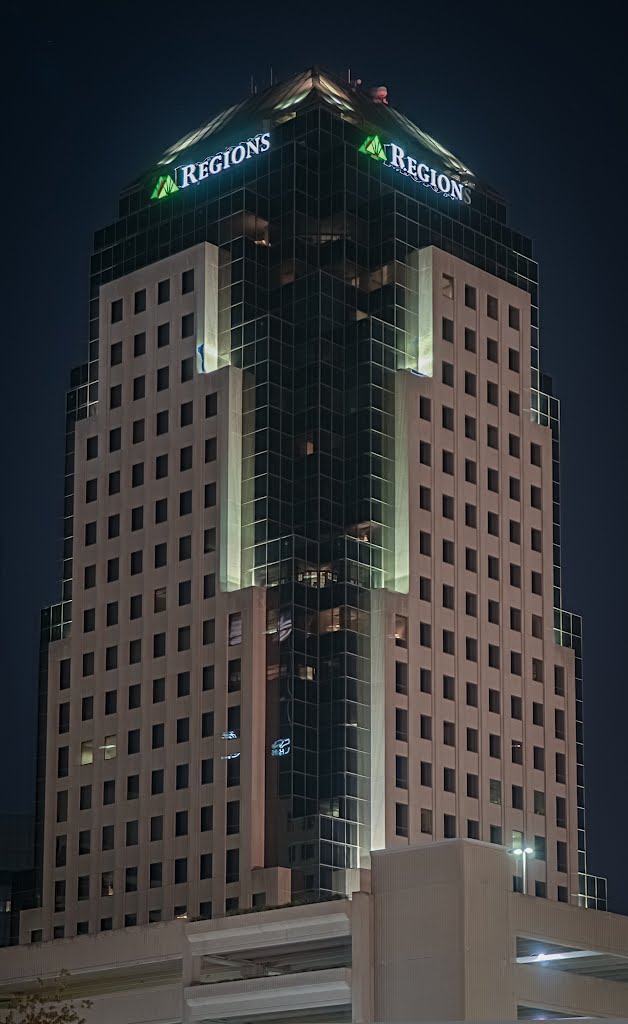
[23,68,605,943]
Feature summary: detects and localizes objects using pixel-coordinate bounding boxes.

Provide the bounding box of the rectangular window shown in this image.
[395,661,408,695]
[395,755,408,789]
[395,708,408,742]
[395,803,408,838]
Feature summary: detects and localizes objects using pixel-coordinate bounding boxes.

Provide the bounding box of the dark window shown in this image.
[464,284,476,309]
[508,348,520,372]
[157,367,169,391]
[487,295,498,319]
[464,327,476,352]
[182,269,195,294]
[153,544,166,569]
[111,298,123,323]
[134,332,146,357]
[486,337,498,363]
[395,661,408,695]
[395,803,408,838]
[395,755,408,789]
[395,707,408,742]
[181,313,194,338]
[158,279,170,304]
[466,681,478,706]
[181,401,193,427]
[151,769,164,795]
[134,289,146,314]
[157,322,170,347]
[206,392,218,417]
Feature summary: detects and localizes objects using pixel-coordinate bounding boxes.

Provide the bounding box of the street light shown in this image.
[512,846,534,894]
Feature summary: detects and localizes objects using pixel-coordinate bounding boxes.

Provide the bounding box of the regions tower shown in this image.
[24,68,605,943]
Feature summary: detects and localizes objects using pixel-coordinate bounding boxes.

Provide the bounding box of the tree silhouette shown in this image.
[4,972,91,1024]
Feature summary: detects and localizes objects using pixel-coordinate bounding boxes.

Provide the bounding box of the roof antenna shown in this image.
[347,68,351,82]
[250,74,254,96]
[270,65,274,86]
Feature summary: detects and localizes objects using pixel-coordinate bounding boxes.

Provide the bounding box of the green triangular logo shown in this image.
[359,135,386,161]
[151,174,179,200]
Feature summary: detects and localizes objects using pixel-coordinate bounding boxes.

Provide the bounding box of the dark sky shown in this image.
[2,3,626,910]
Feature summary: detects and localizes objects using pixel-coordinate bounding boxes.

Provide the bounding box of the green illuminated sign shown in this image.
[151,175,179,200]
[359,135,471,204]
[359,135,387,161]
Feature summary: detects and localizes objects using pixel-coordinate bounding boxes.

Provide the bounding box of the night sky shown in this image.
[2,4,626,910]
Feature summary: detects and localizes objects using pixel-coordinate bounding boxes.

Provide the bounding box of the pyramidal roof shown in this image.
[153,67,476,184]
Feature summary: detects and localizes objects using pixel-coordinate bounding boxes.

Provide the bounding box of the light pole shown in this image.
[513,846,534,894]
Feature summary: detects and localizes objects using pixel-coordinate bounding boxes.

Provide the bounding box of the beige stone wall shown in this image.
[377,247,578,903]
[29,244,271,942]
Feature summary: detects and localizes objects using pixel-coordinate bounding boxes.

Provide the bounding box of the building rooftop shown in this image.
[126,66,505,200]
